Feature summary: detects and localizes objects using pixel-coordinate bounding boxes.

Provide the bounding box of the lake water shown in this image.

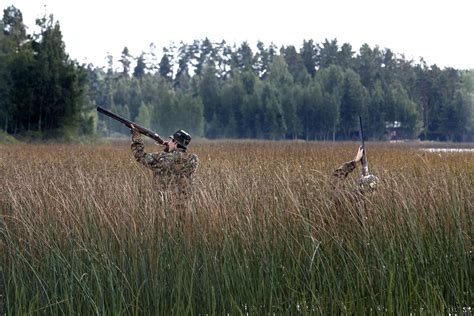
[421,148,474,153]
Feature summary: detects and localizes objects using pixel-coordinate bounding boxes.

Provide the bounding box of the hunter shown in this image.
[330,146,379,224]
[332,145,379,191]
[130,125,199,202]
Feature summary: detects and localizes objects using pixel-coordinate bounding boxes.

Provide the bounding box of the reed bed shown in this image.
[0,141,472,315]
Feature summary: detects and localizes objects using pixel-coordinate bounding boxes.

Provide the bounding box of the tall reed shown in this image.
[0,142,472,314]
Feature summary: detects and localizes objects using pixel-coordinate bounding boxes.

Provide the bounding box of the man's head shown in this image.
[165,130,191,152]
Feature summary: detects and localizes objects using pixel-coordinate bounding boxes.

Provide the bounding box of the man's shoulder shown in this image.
[152,151,167,160]
[185,152,199,161]
[156,151,198,162]
[180,152,199,166]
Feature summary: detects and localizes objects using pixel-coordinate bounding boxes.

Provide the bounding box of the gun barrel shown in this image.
[97,106,131,127]
[359,116,369,176]
[97,106,164,144]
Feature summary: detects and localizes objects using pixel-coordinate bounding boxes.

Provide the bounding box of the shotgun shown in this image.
[97,106,165,144]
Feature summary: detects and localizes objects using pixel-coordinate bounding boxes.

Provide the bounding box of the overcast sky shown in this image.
[4,0,474,70]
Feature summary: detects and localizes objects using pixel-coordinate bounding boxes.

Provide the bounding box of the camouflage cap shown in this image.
[357,174,379,191]
[170,129,192,149]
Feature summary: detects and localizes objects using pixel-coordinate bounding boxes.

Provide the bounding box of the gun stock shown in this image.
[97,106,165,144]
[359,116,369,176]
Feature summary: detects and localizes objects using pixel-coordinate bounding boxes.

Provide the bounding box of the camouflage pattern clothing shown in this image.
[330,159,361,197]
[131,132,199,199]
[330,157,379,222]
[332,160,357,180]
[332,159,378,191]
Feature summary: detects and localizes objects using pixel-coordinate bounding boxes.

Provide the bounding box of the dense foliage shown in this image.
[1,6,473,141]
[92,40,473,141]
[0,6,88,140]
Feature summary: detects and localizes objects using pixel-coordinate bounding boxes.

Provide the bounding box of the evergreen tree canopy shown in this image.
[1,7,473,142]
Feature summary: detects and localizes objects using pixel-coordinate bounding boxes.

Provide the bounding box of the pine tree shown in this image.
[32,14,86,137]
[159,49,173,80]
[300,39,318,77]
[133,53,146,79]
[119,46,131,77]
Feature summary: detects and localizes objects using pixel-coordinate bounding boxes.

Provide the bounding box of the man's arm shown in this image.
[182,154,199,177]
[331,146,364,180]
[131,130,159,169]
[332,160,357,179]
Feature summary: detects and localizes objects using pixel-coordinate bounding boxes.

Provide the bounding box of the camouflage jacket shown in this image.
[329,159,364,211]
[131,132,199,197]
[332,159,378,191]
[332,160,357,180]
[330,159,360,196]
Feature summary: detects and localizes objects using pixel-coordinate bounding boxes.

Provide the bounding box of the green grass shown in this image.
[0,142,472,314]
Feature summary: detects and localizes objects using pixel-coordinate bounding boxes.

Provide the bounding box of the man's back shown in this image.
[131,131,199,198]
[148,150,198,196]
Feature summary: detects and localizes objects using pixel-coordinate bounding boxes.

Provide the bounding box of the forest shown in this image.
[1,5,473,142]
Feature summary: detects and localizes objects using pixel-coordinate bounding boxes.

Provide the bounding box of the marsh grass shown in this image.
[0,141,472,314]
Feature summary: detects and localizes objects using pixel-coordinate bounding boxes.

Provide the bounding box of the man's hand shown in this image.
[130,124,140,136]
[354,145,364,163]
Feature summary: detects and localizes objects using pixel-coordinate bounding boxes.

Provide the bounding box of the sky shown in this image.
[3,0,474,70]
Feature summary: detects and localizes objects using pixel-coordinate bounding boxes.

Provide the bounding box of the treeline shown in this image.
[89,39,474,141]
[1,6,474,141]
[0,7,90,140]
